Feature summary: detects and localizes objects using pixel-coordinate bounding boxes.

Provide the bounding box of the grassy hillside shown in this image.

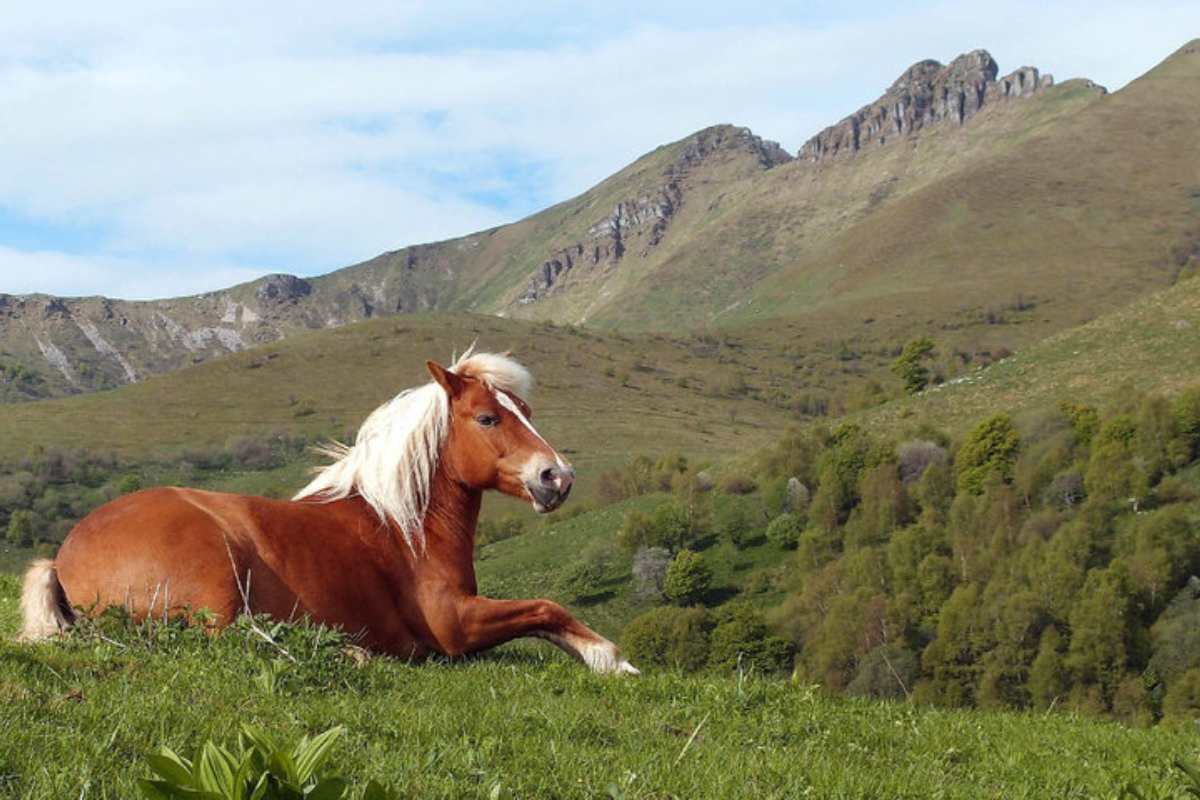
[0,313,804,500]
[860,275,1200,435]
[1,575,1197,799]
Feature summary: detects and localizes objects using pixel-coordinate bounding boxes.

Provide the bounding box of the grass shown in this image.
[2,574,1198,800]
[858,276,1200,435]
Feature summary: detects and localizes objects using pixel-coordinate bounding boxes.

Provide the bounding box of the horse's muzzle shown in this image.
[527,463,575,512]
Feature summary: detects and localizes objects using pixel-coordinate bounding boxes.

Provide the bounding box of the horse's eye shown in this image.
[476,414,500,428]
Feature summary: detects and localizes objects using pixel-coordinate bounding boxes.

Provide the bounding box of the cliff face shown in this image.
[797,50,1066,162]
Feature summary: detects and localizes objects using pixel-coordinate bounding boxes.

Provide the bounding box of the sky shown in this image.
[0,2,1196,300]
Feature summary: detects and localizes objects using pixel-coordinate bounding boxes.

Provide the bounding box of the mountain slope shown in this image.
[2,40,1198,401]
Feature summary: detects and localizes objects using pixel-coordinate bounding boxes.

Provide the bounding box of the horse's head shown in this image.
[427,358,574,513]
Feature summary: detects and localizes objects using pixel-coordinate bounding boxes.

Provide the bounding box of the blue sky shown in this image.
[0,1,1196,299]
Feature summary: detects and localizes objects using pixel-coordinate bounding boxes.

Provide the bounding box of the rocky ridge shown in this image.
[798,50,1065,162]
[518,126,791,304]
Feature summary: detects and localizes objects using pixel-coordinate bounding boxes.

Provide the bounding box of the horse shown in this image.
[17,348,639,675]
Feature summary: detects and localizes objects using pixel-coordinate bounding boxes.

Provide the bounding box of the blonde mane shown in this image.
[293,347,533,552]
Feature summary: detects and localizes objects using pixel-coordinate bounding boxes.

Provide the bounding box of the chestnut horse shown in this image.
[17,349,638,674]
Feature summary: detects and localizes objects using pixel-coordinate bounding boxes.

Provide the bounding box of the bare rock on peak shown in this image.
[798,49,1057,163]
[255,274,312,305]
[678,125,793,170]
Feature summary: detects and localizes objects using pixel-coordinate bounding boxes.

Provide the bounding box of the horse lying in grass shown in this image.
[18,349,639,674]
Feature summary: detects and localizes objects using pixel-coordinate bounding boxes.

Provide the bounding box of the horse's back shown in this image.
[55,487,260,624]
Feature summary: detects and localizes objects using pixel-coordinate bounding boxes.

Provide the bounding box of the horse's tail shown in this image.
[18,559,74,642]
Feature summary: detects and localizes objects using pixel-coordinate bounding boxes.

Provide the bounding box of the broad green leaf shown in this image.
[137,780,223,800]
[293,726,343,782]
[146,750,195,786]
[361,781,396,800]
[304,777,348,800]
[197,741,238,794]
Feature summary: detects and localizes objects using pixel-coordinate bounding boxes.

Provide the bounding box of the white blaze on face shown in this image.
[493,389,567,471]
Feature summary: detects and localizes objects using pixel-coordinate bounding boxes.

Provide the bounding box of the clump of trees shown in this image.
[755,384,1200,722]
[0,432,315,549]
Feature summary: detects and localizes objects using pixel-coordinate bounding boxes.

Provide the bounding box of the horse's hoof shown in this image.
[618,660,640,676]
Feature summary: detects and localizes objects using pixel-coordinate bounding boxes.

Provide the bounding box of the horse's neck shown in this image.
[420,466,482,564]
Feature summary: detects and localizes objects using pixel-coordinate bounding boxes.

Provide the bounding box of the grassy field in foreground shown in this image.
[1,575,1197,800]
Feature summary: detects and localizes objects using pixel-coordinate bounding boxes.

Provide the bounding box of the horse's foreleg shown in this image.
[451,596,639,675]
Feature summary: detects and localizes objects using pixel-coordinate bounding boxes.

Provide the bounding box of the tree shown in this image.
[1066,566,1144,704]
[956,413,1020,494]
[622,606,711,671]
[6,509,35,547]
[765,513,803,550]
[891,337,935,395]
[631,546,671,600]
[711,494,759,549]
[663,550,712,606]
[1163,668,1200,723]
[1028,626,1069,710]
[847,645,919,699]
[707,603,793,674]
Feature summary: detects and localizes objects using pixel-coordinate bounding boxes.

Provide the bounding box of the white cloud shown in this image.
[0,245,266,299]
[0,1,1195,299]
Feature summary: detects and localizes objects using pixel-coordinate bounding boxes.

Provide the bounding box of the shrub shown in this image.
[622,606,711,671]
[631,546,671,600]
[847,645,919,699]
[765,513,803,550]
[1043,470,1085,508]
[956,413,1020,494]
[785,477,810,514]
[711,494,760,549]
[719,473,757,495]
[6,509,35,546]
[475,515,525,547]
[556,560,606,604]
[555,543,612,604]
[897,440,948,485]
[116,473,143,495]
[1163,668,1200,723]
[708,604,793,674]
[891,337,935,395]
[663,550,712,606]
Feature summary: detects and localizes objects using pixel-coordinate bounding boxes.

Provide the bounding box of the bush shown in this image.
[956,413,1020,494]
[475,515,525,547]
[707,604,793,674]
[847,645,919,699]
[891,337,935,395]
[711,494,760,549]
[556,561,605,604]
[622,606,711,671]
[719,473,757,495]
[1164,668,1200,723]
[631,546,671,600]
[765,513,803,550]
[663,550,712,606]
[897,440,948,485]
[6,508,35,546]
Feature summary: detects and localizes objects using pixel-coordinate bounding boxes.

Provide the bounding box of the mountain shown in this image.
[2,40,1198,402]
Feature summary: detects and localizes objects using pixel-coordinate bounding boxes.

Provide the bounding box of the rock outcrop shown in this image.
[798,50,1054,162]
[519,126,790,304]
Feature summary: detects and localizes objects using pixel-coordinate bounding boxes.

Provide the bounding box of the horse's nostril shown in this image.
[540,468,556,486]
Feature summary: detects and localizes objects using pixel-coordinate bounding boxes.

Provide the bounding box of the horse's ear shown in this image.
[426,360,464,399]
